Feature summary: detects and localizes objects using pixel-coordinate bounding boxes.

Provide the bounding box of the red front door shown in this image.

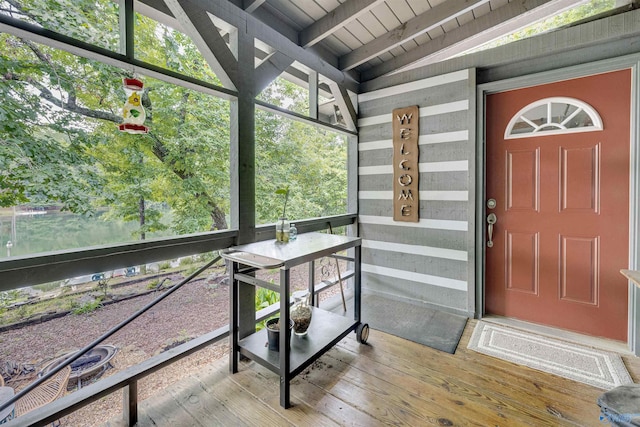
[485,70,631,341]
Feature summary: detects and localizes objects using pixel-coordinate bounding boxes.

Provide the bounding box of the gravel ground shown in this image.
[0,261,344,426]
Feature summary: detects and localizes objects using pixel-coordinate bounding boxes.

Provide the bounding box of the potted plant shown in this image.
[275,186,290,242]
[265,317,294,351]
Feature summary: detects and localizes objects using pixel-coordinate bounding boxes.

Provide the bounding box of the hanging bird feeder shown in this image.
[118,78,149,134]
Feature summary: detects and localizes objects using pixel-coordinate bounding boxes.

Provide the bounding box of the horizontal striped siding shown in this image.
[362,239,467,261]
[362,264,467,291]
[358,100,469,127]
[357,68,472,311]
[359,160,468,175]
[358,130,469,151]
[359,215,467,231]
[357,69,469,103]
[358,191,468,201]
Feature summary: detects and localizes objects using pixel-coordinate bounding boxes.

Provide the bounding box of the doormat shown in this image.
[468,322,634,390]
[337,294,468,354]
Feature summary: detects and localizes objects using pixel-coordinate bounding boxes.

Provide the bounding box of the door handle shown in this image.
[487,213,497,248]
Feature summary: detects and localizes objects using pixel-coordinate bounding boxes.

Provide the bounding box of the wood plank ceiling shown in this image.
[134,0,614,127]
[241,0,591,82]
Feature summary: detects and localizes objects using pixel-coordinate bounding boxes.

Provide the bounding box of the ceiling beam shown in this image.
[184,0,360,93]
[361,0,588,81]
[339,0,491,71]
[299,0,385,48]
[243,0,266,13]
[164,0,239,89]
[138,1,333,98]
[327,81,357,131]
[254,51,294,93]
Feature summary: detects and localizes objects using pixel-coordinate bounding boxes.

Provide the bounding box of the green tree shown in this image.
[1,0,231,234]
[0,0,348,248]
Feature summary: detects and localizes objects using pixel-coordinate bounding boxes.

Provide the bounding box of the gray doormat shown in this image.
[334,293,468,354]
[468,322,633,389]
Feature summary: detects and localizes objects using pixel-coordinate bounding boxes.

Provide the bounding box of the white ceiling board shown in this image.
[388,45,407,57]
[441,18,461,32]
[324,34,352,55]
[427,26,445,38]
[473,2,492,17]
[456,10,476,26]
[406,0,433,15]
[261,2,305,30]
[400,39,419,51]
[428,0,448,7]
[269,1,315,27]
[376,51,395,62]
[289,0,327,20]
[345,19,377,44]
[358,11,388,36]
[371,2,402,30]
[334,27,365,49]
[315,0,342,12]
[413,32,432,44]
[386,0,418,23]
[490,0,511,10]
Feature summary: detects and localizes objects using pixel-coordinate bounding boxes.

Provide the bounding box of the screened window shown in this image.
[505,97,602,139]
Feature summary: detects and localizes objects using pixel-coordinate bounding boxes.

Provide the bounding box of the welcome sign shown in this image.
[392,105,419,222]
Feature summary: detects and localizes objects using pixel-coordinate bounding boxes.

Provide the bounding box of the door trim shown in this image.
[476,54,640,353]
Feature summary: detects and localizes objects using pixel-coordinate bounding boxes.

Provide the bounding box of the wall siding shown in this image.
[357,68,475,316]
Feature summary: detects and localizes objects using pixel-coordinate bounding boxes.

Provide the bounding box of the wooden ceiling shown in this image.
[234,0,592,82]
[138,0,612,89]
[132,0,624,128]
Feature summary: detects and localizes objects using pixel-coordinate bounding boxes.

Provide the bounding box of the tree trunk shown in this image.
[139,196,146,240]
[211,205,228,230]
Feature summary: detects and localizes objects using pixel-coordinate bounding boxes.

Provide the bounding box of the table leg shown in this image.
[229,261,239,373]
[279,268,291,408]
[354,245,361,323]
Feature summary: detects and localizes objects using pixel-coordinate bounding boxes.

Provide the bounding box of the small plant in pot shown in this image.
[265,317,294,351]
[275,186,290,242]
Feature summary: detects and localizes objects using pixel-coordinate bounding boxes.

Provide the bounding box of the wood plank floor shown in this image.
[105,319,640,427]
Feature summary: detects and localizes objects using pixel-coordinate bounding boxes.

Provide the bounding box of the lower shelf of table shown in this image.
[238,307,358,377]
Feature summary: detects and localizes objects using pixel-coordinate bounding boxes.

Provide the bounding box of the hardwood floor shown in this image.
[105,319,640,426]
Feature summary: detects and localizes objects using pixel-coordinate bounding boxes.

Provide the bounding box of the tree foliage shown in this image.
[0,0,348,249]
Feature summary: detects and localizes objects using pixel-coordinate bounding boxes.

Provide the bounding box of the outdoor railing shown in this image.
[0,213,357,426]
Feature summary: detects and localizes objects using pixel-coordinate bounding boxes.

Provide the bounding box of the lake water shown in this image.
[0,210,169,258]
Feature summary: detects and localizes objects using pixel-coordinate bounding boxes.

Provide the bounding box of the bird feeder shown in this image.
[118,78,148,134]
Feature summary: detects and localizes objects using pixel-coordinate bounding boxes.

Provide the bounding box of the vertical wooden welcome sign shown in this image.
[392,106,419,222]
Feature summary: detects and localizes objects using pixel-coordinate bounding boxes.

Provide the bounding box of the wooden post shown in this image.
[123,380,138,426]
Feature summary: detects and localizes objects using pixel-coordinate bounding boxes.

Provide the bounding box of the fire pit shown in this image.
[40,345,117,390]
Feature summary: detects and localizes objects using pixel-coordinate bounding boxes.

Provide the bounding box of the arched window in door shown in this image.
[504,97,603,139]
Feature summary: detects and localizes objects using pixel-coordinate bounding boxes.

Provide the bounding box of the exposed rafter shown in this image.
[327,81,357,131]
[185,0,360,93]
[361,0,589,81]
[243,0,265,13]
[299,0,385,48]
[164,0,239,89]
[254,51,294,94]
[339,0,491,71]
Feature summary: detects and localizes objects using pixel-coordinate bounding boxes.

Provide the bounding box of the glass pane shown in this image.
[510,119,536,135]
[462,0,616,56]
[0,0,120,51]
[255,110,348,226]
[0,36,230,258]
[257,75,310,116]
[135,13,221,86]
[550,102,579,124]
[564,109,594,129]
[520,104,547,129]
